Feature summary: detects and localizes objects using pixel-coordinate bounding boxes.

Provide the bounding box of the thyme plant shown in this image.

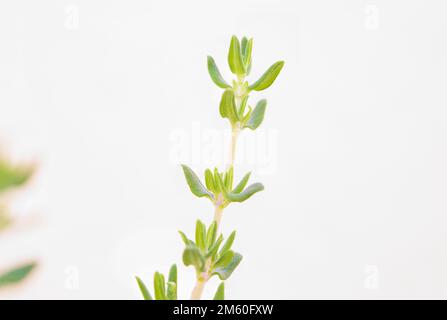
[136,36,284,300]
[0,158,36,288]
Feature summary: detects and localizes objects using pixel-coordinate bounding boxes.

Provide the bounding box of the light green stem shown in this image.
[190,279,206,300]
[228,127,240,170]
[213,205,224,229]
[189,128,240,300]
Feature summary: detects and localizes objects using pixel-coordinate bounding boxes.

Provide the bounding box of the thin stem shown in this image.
[190,279,206,300]
[213,205,224,229]
[189,81,245,300]
[227,127,240,170]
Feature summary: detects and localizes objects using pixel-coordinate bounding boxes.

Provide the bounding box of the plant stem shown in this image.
[190,279,206,300]
[189,84,245,300]
[190,205,224,300]
[228,127,240,170]
[213,205,224,228]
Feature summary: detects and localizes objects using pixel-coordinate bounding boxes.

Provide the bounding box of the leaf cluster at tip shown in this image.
[181,165,264,208]
[207,35,284,131]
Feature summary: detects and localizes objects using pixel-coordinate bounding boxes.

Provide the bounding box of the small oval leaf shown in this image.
[228,36,246,76]
[167,281,177,300]
[244,99,267,130]
[153,272,166,300]
[0,161,33,194]
[213,282,225,300]
[178,230,193,246]
[206,234,223,259]
[219,90,239,123]
[219,231,236,257]
[168,264,177,285]
[225,183,264,203]
[195,220,206,251]
[204,169,215,193]
[205,221,217,249]
[183,245,205,273]
[0,263,36,287]
[207,56,230,89]
[135,276,153,300]
[181,165,213,200]
[232,172,251,194]
[249,61,284,91]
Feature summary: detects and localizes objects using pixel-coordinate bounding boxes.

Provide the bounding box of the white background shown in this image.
[1,0,446,299]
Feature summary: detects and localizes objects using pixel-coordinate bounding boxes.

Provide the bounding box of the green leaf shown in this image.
[249,61,284,91]
[212,251,243,281]
[244,99,267,130]
[214,282,225,300]
[204,169,216,193]
[241,37,253,73]
[195,220,206,251]
[241,105,252,124]
[241,37,248,57]
[238,96,249,118]
[207,56,230,89]
[225,183,264,203]
[219,231,236,256]
[0,262,36,287]
[224,166,234,191]
[153,272,166,300]
[228,36,246,76]
[181,165,213,200]
[206,234,223,259]
[205,221,217,249]
[135,276,153,300]
[219,90,239,123]
[213,168,222,193]
[214,250,235,268]
[168,264,177,285]
[178,230,193,246]
[214,168,226,192]
[183,245,205,273]
[167,281,177,300]
[0,161,33,194]
[232,172,251,194]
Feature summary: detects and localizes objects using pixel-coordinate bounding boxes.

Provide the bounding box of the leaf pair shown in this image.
[180,220,242,281]
[228,36,253,77]
[136,264,177,300]
[182,165,264,207]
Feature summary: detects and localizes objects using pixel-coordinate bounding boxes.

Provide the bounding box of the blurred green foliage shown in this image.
[0,157,36,289]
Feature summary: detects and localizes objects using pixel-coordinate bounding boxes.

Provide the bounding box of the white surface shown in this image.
[0,0,446,299]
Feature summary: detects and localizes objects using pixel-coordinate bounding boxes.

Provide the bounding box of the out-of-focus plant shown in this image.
[136,36,284,300]
[0,158,36,288]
